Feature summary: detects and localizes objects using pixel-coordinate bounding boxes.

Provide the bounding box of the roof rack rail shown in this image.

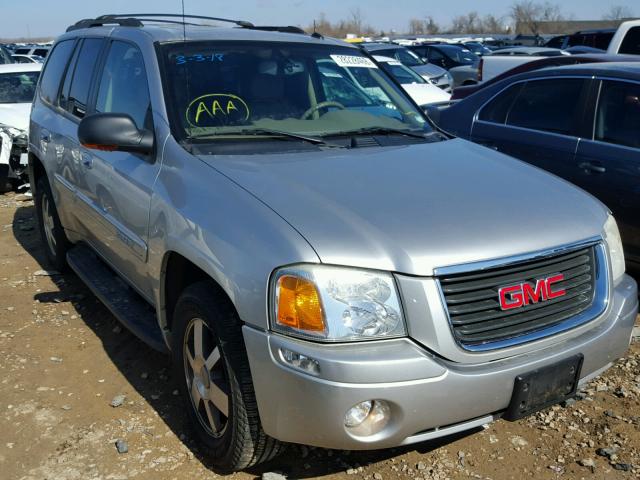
[241,25,305,34]
[66,13,254,32]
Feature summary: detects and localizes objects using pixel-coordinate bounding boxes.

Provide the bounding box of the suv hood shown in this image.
[201,139,607,276]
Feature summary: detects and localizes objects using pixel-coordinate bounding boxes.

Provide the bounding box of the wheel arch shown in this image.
[159,250,239,336]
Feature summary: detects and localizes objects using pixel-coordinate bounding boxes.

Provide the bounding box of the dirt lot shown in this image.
[0,191,639,480]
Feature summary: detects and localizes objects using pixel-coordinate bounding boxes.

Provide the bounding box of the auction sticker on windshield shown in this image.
[330,55,377,68]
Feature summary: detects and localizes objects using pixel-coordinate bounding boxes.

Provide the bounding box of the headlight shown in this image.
[603,214,625,285]
[445,71,454,84]
[270,265,406,342]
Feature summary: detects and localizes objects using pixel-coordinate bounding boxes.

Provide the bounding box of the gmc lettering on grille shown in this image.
[498,274,566,310]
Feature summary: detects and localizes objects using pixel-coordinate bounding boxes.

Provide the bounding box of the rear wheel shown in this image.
[34,176,70,271]
[172,281,285,471]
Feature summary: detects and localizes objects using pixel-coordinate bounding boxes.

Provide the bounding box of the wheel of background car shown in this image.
[35,176,70,271]
[171,281,285,471]
[301,101,345,120]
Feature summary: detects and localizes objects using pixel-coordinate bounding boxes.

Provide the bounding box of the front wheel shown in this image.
[172,282,285,471]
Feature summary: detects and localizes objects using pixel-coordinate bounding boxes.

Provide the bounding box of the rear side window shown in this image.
[478,83,524,124]
[61,38,103,118]
[619,27,640,55]
[39,40,75,105]
[595,80,640,149]
[505,78,585,135]
[95,41,152,130]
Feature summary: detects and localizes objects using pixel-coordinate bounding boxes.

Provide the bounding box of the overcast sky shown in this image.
[1,0,637,38]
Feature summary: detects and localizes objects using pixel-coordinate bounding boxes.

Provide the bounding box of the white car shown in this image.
[11,54,45,64]
[0,63,41,191]
[373,56,451,106]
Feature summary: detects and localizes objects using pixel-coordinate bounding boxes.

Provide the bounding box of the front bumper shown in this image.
[244,274,638,450]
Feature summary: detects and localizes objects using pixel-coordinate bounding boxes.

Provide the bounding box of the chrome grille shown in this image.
[438,246,599,349]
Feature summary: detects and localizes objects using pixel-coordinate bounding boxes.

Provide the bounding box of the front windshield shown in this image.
[161,42,430,141]
[0,71,39,103]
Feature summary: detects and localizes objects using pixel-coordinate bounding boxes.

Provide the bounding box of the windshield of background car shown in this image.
[378,61,425,84]
[161,41,430,140]
[441,46,479,65]
[0,71,39,103]
[377,48,423,67]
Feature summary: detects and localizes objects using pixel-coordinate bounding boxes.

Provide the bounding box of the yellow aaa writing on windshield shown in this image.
[186,94,250,127]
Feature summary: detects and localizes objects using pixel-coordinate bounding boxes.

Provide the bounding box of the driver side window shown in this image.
[95,41,152,130]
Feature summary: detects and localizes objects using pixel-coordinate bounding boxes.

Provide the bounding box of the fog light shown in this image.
[345,401,373,428]
[279,348,320,375]
[344,400,391,436]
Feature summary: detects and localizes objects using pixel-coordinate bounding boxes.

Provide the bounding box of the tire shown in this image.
[34,176,70,271]
[172,281,285,472]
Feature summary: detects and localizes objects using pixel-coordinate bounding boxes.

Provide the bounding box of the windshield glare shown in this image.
[162,42,430,141]
[442,47,479,65]
[379,62,425,84]
[0,71,39,103]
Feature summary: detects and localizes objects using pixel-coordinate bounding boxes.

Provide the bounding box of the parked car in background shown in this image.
[0,63,41,191]
[545,35,568,49]
[11,54,45,63]
[608,19,640,55]
[409,43,480,70]
[0,45,14,64]
[29,14,637,472]
[546,29,616,51]
[479,47,570,82]
[459,41,493,56]
[360,43,453,91]
[452,54,640,100]
[408,44,480,87]
[373,55,451,106]
[430,63,640,268]
[13,45,50,58]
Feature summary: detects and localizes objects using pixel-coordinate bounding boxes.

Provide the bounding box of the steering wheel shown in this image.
[301,101,345,120]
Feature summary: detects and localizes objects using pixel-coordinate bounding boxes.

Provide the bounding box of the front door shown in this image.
[574,79,640,265]
[78,40,160,299]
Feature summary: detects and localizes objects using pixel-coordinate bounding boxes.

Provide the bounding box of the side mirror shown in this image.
[78,113,154,154]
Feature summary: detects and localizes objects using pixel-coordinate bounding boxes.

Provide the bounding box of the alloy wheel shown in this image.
[183,317,230,438]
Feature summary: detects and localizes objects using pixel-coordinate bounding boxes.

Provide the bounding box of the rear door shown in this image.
[471,77,590,183]
[78,39,159,298]
[53,37,106,236]
[574,79,640,265]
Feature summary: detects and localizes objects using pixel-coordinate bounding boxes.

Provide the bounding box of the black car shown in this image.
[460,42,493,56]
[430,63,640,268]
[409,44,480,70]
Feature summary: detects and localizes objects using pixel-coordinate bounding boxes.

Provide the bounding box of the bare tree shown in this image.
[408,16,441,35]
[482,14,506,33]
[349,7,364,33]
[603,5,634,20]
[309,10,375,37]
[510,1,566,35]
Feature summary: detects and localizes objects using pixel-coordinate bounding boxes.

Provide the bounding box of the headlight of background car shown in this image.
[445,71,454,85]
[603,214,625,285]
[270,265,406,342]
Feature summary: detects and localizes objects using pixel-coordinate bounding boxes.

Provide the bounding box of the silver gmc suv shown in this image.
[28,14,638,472]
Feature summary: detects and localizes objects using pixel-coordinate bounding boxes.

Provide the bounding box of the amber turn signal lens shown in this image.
[276,275,325,332]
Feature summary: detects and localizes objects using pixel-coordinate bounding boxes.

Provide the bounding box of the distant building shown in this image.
[516,19,630,35]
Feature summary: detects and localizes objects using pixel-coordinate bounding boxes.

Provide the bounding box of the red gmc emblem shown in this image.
[498,274,566,311]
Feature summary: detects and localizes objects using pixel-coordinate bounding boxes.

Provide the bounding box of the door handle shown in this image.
[579,162,606,174]
[40,130,51,143]
[81,154,93,169]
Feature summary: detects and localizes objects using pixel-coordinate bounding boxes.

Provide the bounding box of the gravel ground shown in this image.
[1,191,639,480]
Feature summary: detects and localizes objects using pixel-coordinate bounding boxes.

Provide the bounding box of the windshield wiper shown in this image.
[327,126,430,140]
[189,128,343,148]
